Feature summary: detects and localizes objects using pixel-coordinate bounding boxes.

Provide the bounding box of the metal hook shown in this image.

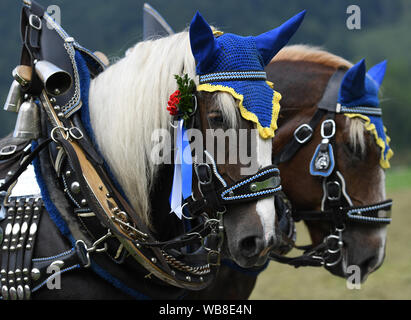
[87,230,112,253]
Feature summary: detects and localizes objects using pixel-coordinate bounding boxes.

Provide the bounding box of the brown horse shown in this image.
[187,44,391,299]
[270,45,390,281]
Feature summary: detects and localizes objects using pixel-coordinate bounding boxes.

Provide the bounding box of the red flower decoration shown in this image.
[167,90,181,116]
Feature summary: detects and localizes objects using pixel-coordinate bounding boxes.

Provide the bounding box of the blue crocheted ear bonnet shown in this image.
[189,11,306,139]
[338,59,393,168]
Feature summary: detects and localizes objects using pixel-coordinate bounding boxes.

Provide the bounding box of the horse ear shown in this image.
[189,11,219,73]
[368,60,387,88]
[340,59,366,101]
[254,10,306,66]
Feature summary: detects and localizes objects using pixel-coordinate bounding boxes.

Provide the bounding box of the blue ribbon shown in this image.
[169,120,192,219]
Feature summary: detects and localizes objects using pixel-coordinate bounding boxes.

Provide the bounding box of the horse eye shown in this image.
[208,112,225,127]
[342,142,365,161]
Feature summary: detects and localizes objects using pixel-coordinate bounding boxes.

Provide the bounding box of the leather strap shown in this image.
[317,69,346,112]
[273,109,326,165]
[273,68,347,166]
[0,138,52,194]
[30,240,89,294]
[0,197,43,300]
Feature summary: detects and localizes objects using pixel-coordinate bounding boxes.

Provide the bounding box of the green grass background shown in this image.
[250,167,411,300]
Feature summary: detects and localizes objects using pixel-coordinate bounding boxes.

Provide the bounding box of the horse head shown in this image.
[187,11,305,268]
[268,46,392,282]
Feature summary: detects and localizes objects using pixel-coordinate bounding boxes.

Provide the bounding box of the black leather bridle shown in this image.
[269,68,393,268]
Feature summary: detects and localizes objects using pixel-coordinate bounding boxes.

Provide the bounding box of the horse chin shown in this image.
[222,240,270,268]
[325,236,387,283]
[229,252,266,269]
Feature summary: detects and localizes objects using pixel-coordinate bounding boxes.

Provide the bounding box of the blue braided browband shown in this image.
[338,104,382,116]
[199,70,267,83]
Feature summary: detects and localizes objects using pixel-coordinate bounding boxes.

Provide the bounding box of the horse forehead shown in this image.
[265,60,337,108]
[214,34,264,71]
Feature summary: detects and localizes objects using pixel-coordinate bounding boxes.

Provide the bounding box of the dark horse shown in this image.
[0,2,305,299]
[188,45,393,299]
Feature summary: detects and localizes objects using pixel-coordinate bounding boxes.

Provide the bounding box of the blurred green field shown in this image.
[250,167,411,300]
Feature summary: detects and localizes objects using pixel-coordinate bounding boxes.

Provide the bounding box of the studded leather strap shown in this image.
[0,197,42,300]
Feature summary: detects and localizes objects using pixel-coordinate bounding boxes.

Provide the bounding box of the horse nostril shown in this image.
[239,236,265,258]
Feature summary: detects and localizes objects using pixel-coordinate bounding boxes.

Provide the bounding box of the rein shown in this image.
[269,68,393,268]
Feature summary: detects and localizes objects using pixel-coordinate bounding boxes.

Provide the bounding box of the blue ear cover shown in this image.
[339,59,366,104]
[367,60,387,89]
[339,59,388,107]
[254,10,306,65]
[189,11,220,74]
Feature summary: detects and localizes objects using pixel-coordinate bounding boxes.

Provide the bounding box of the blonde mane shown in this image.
[88,31,238,228]
[273,44,352,69]
[274,44,367,155]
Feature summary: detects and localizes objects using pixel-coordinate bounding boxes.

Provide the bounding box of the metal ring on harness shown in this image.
[169,121,179,129]
[181,194,198,220]
[326,181,342,201]
[324,234,342,254]
[75,240,91,268]
[325,252,343,267]
[195,163,213,186]
[29,14,42,30]
[50,125,69,143]
[181,202,195,220]
[168,96,197,129]
[320,119,336,139]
